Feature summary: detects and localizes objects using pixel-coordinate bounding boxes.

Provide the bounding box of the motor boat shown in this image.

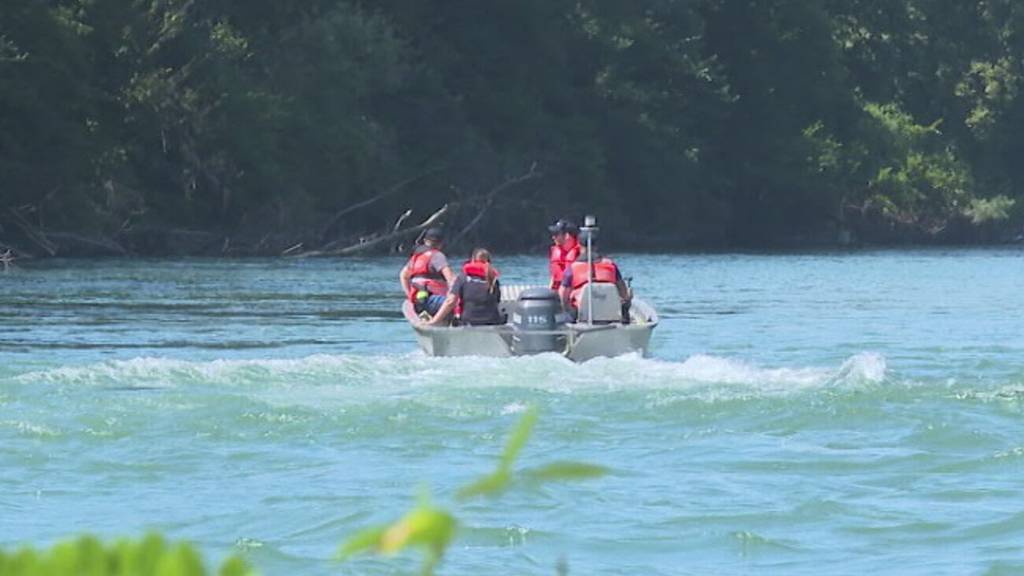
[402,283,658,362]
[401,215,657,361]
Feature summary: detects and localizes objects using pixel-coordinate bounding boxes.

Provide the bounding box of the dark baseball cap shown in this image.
[547,219,577,234]
[423,227,444,241]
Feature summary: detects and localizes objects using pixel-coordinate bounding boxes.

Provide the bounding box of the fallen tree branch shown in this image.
[393,209,413,231]
[0,241,31,260]
[295,204,449,258]
[281,242,304,256]
[45,232,127,256]
[1,249,13,272]
[450,163,543,246]
[390,208,415,253]
[318,165,446,243]
[5,208,56,256]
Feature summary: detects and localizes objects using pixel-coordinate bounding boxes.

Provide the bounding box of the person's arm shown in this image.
[558,286,571,311]
[399,265,412,295]
[428,251,457,287]
[490,278,502,303]
[559,267,573,310]
[548,246,562,285]
[440,265,457,286]
[614,267,631,302]
[616,278,632,302]
[426,292,458,326]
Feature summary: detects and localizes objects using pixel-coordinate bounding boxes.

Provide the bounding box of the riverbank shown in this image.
[2,216,1021,260]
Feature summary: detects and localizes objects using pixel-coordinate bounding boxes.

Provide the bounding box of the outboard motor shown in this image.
[510,288,567,355]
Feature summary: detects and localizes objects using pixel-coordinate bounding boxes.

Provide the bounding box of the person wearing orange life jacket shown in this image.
[558,245,632,322]
[399,228,456,315]
[425,248,504,326]
[547,219,581,289]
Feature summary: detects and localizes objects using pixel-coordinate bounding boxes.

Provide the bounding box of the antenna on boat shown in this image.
[580,214,598,326]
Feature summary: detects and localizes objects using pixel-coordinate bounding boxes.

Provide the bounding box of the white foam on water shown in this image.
[0,420,61,438]
[12,350,890,402]
[831,352,888,385]
[500,402,530,415]
[14,354,420,388]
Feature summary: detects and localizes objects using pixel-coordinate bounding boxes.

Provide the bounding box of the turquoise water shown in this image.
[2,251,1023,575]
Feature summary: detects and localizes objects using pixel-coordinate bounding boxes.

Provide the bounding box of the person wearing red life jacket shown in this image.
[425,248,504,326]
[547,219,581,290]
[399,228,456,315]
[558,245,632,322]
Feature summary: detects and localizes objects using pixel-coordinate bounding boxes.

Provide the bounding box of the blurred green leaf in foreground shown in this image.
[0,533,253,576]
[339,406,609,575]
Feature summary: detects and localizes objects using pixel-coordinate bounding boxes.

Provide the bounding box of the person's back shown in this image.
[559,246,632,322]
[456,258,503,326]
[565,257,619,309]
[423,248,503,326]
[399,228,454,315]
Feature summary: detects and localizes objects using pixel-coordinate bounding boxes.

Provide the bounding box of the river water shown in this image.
[1,251,1023,575]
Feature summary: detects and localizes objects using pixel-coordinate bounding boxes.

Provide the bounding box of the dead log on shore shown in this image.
[1,209,127,256]
[45,232,128,256]
[5,208,57,256]
[292,204,449,258]
[318,166,446,245]
[289,165,543,258]
[392,209,413,231]
[281,242,305,256]
[0,239,32,260]
[1,249,14,272]
[118,227,222,256]
[449,164,542,247]
[391,209,414,253]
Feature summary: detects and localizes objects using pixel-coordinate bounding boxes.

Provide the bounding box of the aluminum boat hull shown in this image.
[403,285,657,362]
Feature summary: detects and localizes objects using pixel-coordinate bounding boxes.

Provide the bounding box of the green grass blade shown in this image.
[521,461,609,482]
[337,526,388,560]
[455,470,511,500]
[499,407,538,471]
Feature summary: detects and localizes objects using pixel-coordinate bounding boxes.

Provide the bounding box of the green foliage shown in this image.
[964,195,1015,224]
[457,405,537,499]
[956,58,1020,137]
[338,492,456,576]
[0,414,607,576]
[340,408,608,575]
[0,533,253,576]
[521,461,610,482]
[3,0,1024,249]
[861,102,973,229]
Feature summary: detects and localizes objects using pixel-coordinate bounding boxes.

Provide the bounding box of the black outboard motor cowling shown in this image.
[511,288,567,355]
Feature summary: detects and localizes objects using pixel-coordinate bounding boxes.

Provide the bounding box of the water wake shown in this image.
[11,351,889,398]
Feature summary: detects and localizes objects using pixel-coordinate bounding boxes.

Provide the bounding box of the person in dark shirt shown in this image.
[424,248,504,326]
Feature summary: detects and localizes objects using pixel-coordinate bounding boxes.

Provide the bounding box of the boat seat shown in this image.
[500,284,534,303]
[576,283,622,324]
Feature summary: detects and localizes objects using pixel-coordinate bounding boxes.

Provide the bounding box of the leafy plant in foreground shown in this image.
[0,533,252,576]
[339,407,608,575]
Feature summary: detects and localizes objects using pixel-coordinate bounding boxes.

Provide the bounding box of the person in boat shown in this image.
[558,245,632,323]
[424,248,504,326]
[547,218,581,290]
[399,227,456,316]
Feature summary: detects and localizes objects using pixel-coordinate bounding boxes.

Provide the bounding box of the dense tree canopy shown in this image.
[1,0,1022,256]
